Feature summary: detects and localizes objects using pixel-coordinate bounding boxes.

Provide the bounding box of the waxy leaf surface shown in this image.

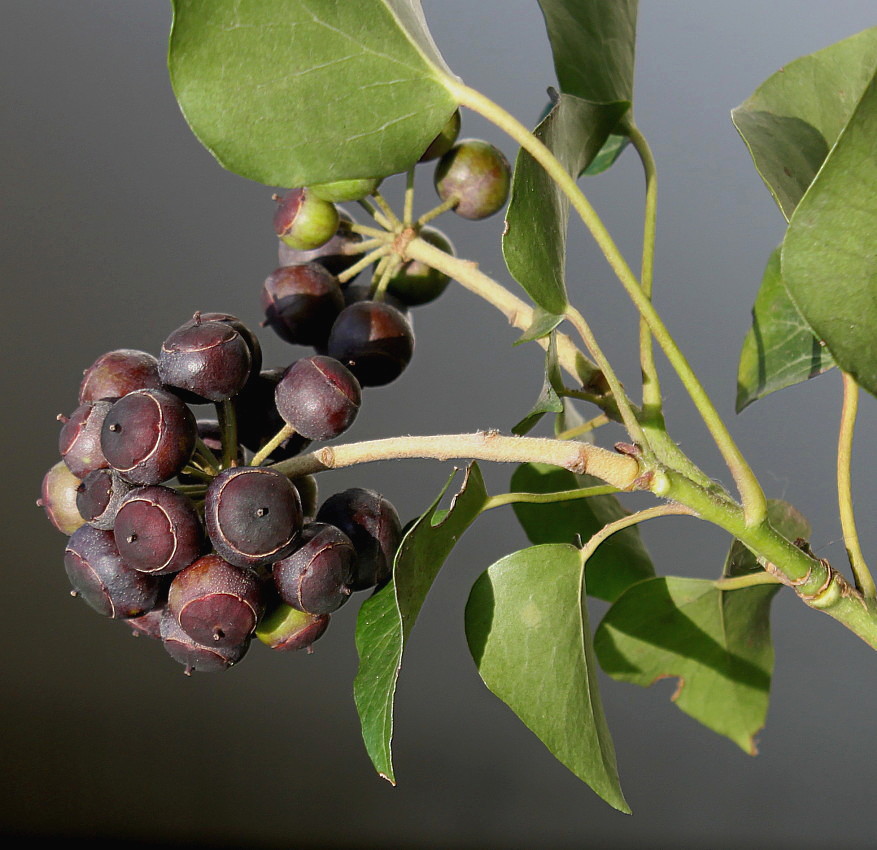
[353,464,487,784]
[736,246,835,412]
[510,463,653,603]
[169,0,458,186]
[466,544,629,812]
[595,501,810,753]
[503,94,628,314]
[781,69,877,397]
[732,27,877,220]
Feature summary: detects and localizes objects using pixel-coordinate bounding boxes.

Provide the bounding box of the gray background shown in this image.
[3,2,877,847]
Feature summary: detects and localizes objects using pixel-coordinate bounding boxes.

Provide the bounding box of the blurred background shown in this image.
[3,2,877,847]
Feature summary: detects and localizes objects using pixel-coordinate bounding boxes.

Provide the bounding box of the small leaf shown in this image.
[736,246,835,412]
[732,27,877,220]
[514,307,564,344]
[595,501,810,754]
[781,68,877,397]
[512,335,565,436]
[583,133,630,176]
[169,0,458,186]
[510,463,653,602]
[537,0,638,104]
[503,94,629,314]
[353,464,488,783]
[466,544,629,812]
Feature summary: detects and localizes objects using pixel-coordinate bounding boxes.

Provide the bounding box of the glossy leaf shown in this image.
[503,94,628,314]
[353,464,488,784]
[510,463,653,602]
[169,0,458,186]
[736,246,835,412]
[595,501,810,754]
[537,0,638,104]
[466,544,629,812]
[732,27,877,220]
[583,133,630,176]
[515,307,564,344]
[512,335,565,435]
[781,69,877,397]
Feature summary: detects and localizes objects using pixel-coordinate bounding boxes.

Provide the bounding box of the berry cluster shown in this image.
[40,315,401,674]
[259,111,511,383]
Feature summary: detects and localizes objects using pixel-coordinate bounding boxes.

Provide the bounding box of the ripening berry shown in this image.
[434,138,511,220]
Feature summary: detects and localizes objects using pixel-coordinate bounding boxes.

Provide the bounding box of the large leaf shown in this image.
[353,464,487,783]
[466,544,629,812]
[781,69,877,397]
[736,246,835,412]
[510,463,653,603]
[169,0,458,186]
[595,501,810,754]
[537,0,637,104]
[503,94,628,314]
[732,27,877,220]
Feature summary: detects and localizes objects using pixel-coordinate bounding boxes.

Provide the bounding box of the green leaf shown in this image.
[583,133,630,176]
[466,544,629,812]
[595,501,810,754]
[510,463,653,602]
[169,0,458,186]
[537,0,638,104]
[781,68,877,397]
[502,94,629,314]
[732,27,877,220]
[514,307,564,344]
[353,463,488,784]
[512,334,565,436]
[736,246,835,412]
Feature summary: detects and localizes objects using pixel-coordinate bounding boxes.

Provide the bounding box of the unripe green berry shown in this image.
[273,187,340,251]
[309,177,381,203]
[434,139,511,220]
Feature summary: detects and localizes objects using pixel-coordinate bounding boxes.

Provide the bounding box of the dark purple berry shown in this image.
[158,317,252,402]
[341,283,408,314]
[100,388,196,485]
[234,370,311,461]
[126,606,165,640]
[79,349,162,403]
[167,554,266,648]
[76,468,133,530]
[114,485,204,575]
[160,607,250,674]
[327,301,414,387]
[273,522,355,615]
[59,401,113,478]
[256,603,329,652]
[419,109,461,162]
[261,263,344,348]
[278,208,365,280]
[434,138,511,220]
[274,356,361,441]
[387,227,454,306]
[64,525,162,618]
[205,466,302,569]
[39,461,86,535]
[273,187,339,251]
[315,488,402,590]
[179,312,263,378]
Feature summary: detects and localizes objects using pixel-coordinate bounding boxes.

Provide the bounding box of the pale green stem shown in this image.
[217,399,237,470]
[838,372,876,598]
[341,236,385,256]
[403,166,416,226]
[556,414,610,441]
[565,305,650,453]
[714,573,783,591]
[371,189,402,229]
[482,485,619,512]
[578,503,697,564]
[194,437,220,474]
[372,254,402,302]
[336,244,391,285]
[357,198,392,230]
[417,196,459,227]
[448,79,767,526]
[180,464,213,484]
[250,424,295,468]
[627,123,664,427]
[350,223,392,240]
[270,432,642,492]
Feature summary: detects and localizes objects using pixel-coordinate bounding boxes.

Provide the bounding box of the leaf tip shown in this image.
[378,772,397,786]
